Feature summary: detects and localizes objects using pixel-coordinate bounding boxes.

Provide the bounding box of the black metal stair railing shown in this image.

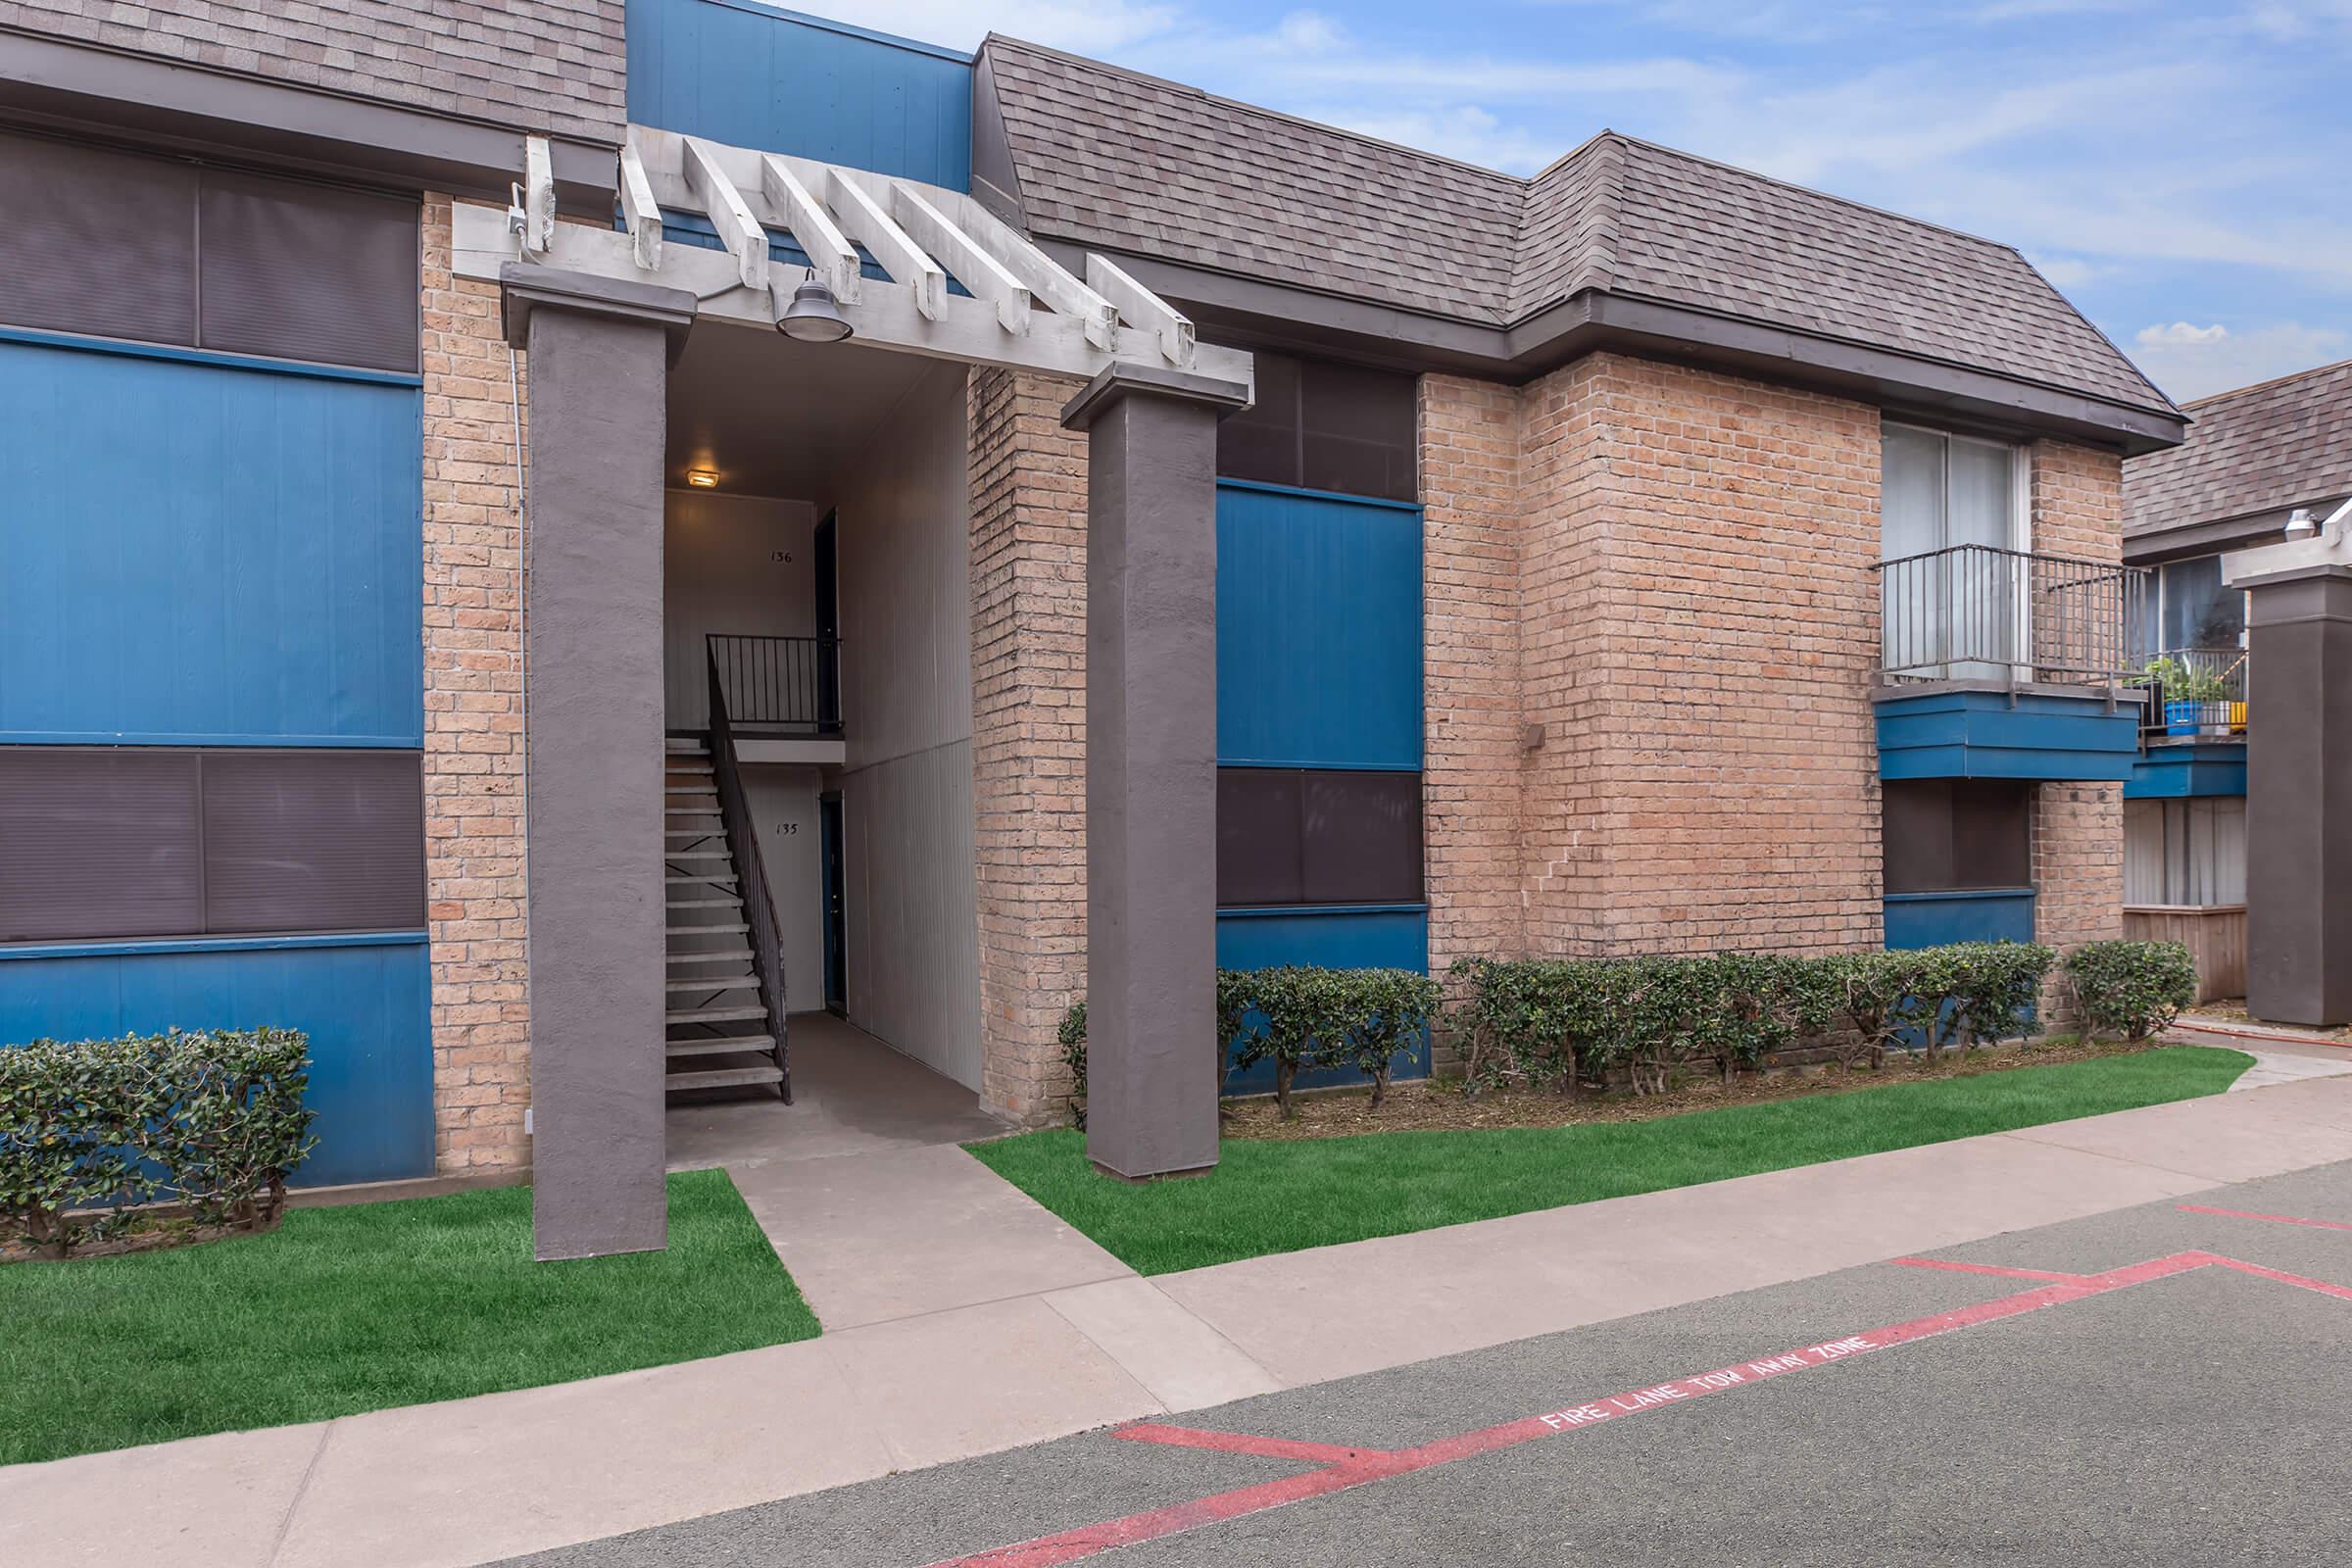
[706,649,791,1102]
[707,633,841,735]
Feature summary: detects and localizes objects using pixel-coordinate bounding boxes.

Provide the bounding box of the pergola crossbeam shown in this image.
[485,126,1251,395]
[760,154,860,305]
[682,135,767,291]
[520,135,556,256]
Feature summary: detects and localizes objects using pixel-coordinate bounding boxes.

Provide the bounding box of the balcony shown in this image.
[707,633,841,739]
[2124,648,2249,800]
[1872,546,2149,784]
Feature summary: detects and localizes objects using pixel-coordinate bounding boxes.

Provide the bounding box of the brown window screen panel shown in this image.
[1218,767,1305,907]
[1299,359,1417,503]
[0,749,203,943]
[1215,350,1301,489]
[0,131,198,347]
[199,751,425,934]
[1883,779,2031,894]
[1218,767,1425,907]
[198,172,420,371]
[1301,771,1423,904]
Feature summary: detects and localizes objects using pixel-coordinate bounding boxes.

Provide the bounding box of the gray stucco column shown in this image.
[502,266,696,1258]
[1062,364,1251,1180]
[2234,564,2352,1026]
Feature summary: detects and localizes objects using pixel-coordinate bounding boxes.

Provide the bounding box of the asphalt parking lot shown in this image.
[508,1159,2352,1567]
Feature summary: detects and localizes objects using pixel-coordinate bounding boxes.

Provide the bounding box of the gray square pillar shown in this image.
[502,267,696,1258]
[1063,364,1251,1180]
[2239,566,2352,1026]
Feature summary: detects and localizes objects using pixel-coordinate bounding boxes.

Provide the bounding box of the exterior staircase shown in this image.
[664,737,787,1098]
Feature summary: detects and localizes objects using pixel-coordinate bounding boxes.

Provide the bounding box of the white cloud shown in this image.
[2126,320,2349,400]
[2027,253,2115,290]
[1273,11,1346,52]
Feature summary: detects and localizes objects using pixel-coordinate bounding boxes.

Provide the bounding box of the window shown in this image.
[1216,350,1417,502]
[2124,798,2246,906]
[1883,779,2033,894]
[2141,556,2246,659]
[0,749,425,943]
[1216,768,1423,907]
[0,130,419,373]
[1881,424,2024,677]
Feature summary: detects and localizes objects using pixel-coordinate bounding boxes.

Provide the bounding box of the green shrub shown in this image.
[1057,1001,1089,1129]
[1060,967,1441,1124]
[0,1028,316,1256]
[2066,940,2198,1042]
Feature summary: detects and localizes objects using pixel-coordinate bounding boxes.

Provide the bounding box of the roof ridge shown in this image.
[2180,356,2352,409]
[977,33,1524,187]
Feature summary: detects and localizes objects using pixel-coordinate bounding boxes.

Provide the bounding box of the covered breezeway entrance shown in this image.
[462,126,1253,1258]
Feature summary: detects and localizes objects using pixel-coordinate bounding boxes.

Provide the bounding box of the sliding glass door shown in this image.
[1882,424,2024,680]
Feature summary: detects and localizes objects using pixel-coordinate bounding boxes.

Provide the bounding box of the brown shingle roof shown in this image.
[979,36,2175,419]
[2124,360,2352,536]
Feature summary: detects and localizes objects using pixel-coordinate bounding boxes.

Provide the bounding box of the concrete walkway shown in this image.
[12,1063,2352,1568]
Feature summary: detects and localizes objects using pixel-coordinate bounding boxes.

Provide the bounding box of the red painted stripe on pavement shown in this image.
[926,1252,2323,1568]
[1114,1424,1378,1466]
[2180,1203,2352,1233]
[2213,1257,2352,1301]
[1889,1256,2092,1283]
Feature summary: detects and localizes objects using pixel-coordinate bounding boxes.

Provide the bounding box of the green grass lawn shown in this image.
[0,1168,817,1467]
[970,1046,2251,1275]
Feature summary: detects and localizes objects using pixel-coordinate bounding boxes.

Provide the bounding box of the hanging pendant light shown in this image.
[776,269,854,343]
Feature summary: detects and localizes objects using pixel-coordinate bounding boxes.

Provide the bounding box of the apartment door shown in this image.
[818,791,847,1014]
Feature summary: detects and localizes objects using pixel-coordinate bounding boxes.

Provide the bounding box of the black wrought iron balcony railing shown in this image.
[1874,545,2151,689]
[2128,647,2249,743]
[707,633,841,738]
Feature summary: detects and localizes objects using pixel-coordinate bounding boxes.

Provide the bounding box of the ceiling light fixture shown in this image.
[686,469,719,489]
[776,269,855,344]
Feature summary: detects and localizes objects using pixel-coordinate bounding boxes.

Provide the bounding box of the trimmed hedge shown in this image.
[2065,940,2198,1042]
[1453,942,2059,1096]
[1058,966,1444,1124]
[1,1028,317,1256]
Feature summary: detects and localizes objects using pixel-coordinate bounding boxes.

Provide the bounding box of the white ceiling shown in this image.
[664,324,944,501]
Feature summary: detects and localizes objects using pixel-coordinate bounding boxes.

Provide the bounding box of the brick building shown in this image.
[0,3,2182,1255]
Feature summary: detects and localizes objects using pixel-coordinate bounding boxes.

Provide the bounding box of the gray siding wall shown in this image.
[828,364,981,1089]
[662,487,817,732]
[0,1,628,143]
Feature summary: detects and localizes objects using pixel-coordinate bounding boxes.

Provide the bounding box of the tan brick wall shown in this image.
[2028,439,2128,980]
[1421,373,1529,975]
[967,368,1091,1123]
[419,196,531,1172]
[1507,354,1886,957]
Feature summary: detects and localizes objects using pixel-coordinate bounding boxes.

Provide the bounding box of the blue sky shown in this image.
[793,0,2351,403]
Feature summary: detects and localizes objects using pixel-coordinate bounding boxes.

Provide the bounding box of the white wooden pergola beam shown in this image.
[760,153,860,305]
[887,181,1031,336]
[617,142,662,272]
[1087,253,1195,368]
[452,199,1251,392]
[824,167,944,321]
[520,135,556,256]
[938,190,1119,352]
[682,136,768,291]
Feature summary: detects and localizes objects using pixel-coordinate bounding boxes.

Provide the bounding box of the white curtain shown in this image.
[1881,425,2018,677]
[2127,797,2248,906]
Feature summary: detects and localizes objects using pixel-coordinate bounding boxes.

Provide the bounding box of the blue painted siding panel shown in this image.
[0,938,434,1186]
[1875,689,2139,783]
[2127,742,2248,799]
[1217,482,1424,770]
[1213,907,1431,1095]
[0,339,423,746]
[627,0,972,188]
[1883,890,2036,949]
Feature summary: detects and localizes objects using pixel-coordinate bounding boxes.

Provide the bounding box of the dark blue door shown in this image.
[819,792,846,1013]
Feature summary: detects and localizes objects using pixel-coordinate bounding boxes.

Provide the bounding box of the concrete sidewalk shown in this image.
[11,1063,2352,1568]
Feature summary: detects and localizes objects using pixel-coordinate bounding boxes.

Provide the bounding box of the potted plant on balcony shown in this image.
[2142,657,2230,737]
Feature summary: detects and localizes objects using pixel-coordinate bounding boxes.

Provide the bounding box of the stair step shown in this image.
[662,851,733,862]
[668,948,756,964]
[664,1064,784,1092]
[664,1036,775,1059]
[668,922,750,937]
[666,975,757,993]
[664,786,717,797]
[667,1004,769,1025]
[665,739,710,754]
[666,898,744,910]
[665,874,738,886]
